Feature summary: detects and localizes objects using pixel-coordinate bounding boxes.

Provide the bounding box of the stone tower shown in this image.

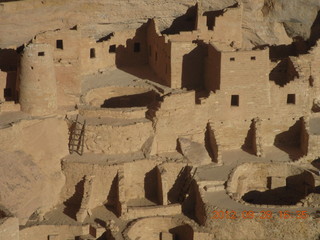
[19,43,57,116]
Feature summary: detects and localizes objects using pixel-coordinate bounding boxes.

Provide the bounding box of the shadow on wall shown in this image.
[144,167,159,204]
[161,6,197,35]
[242,172,315,205]
[168,166,190,204]
[169,224,194,240]
[241,120,255,155]
[101,91,157,108]
[308,10,320,48]
[269,58,298,87]
[181,42,207,90]
[104,174,118,216]
[115,23,148,68]
[203,10,224,30]
[63,177,85,219]
[0,49,18,72]
[4,71,17,102]
[274,120,304,160]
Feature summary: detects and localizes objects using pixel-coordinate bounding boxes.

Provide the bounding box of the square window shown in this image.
[56,40,63,49]
[90,48,96,58]
[109,45,116,53]
[287,94,296,104]
[230,57,235,61]
[134,42,140,52]
[231,95,239,106]
[251,56,256,60]
[38,52,45,56]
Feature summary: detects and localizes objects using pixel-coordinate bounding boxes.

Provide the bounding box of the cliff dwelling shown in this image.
[1,0,320,239]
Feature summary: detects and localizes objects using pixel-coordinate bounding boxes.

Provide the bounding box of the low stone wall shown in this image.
[20,224,86,240]
[124,204,181,220]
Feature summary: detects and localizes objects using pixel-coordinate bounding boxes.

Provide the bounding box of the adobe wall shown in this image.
[146,20,171,87]
[79,37,116,75]
[0,217,19,240]
[84,120,153,154]
[61,160,120,210]
[209,120,252,151]
[123,159,158,203]
[227,163,314,202]
[204,45,221,92]
[116,27,148,67]
[20,224,85,240]
[170,41,202,89]
[157,162,186,204]
[124,217,194,240]
[212,5,243,48]
[19,43,57,116]
[219,47,270,95]
[151,91,208,154]
[33,29,81,107]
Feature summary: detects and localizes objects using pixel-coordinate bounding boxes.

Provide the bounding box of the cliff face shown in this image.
[0,0,319,49]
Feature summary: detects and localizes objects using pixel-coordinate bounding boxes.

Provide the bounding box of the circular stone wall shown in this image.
[227,163,316,206]
[84,86,158,108]
[123,217,194,240]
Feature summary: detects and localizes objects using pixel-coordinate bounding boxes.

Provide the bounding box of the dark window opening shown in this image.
[38,52,45,56]
[4,88,12,98]
[267,177,272,189]
[287,94,296,104]
[230,57,235,61]
[134,42,141,52]
[56,40,63,50]
[109,45,116,53]
[251,56,256,60]
[90,48,96,58]
[231,95,239,106]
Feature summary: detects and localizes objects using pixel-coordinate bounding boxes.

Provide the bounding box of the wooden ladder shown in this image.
[178,166,197,203]
[69,115,86,155]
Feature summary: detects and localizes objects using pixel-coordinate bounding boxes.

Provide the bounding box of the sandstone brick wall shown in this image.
[61,161,120,211]
[146,19,171,87]
[85,120,153,154]
[123,160,158,202]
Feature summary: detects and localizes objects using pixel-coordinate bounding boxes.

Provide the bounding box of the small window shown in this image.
[287,94,296,104]
[90,48,96,58]
[267,177,272,189]
[56,40,63,49]
[4,88,12,98]
[109,45,116,53]
[251,56,256,60]
[134,42,140,52]
[230,57,235,61]
[231,95,239,106]
[38,52,45,56]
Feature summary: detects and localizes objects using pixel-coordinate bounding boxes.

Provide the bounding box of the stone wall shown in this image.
[19,43,57,116]
[85,120,153,154]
